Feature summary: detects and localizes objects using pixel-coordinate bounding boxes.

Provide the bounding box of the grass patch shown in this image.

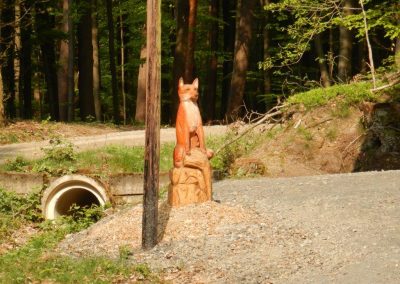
[0,188,43,242]
[326,127,338,142]
[296,127,313,141]
[0,188,158,283]
[287,82,376,108]
[0,135,226,175]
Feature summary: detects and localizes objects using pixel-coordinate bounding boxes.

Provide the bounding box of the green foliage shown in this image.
[215,128,280,176]
[0,188,43,242]
[297,127,313,141]
[3,156,29,172]
[42,137,76,162]
[287,82,376,108]
[326,127,338,142]
[0,230,138,283]
[57,204,107,233]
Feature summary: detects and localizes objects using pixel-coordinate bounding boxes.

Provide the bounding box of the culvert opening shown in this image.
[54,187,101,217]
[42,175,110,220]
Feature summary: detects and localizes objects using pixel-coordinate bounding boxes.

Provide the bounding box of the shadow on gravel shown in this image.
[157,201,172,242]
[354,102,400,171]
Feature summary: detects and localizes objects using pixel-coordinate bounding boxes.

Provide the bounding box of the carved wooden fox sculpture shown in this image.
[172,77,213,200]
[174,77,213,167]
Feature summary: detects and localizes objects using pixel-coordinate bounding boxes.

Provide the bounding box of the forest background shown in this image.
[0,0,399,127]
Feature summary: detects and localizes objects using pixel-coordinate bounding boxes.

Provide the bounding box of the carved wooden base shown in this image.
[168,165,212,207]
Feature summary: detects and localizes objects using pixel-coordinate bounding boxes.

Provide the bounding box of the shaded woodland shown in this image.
[0,0,399,126]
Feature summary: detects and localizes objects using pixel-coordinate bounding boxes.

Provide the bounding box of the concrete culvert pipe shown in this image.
[42,175,110,220]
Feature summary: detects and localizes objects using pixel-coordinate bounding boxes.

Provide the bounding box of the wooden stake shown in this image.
[142,0,161,250]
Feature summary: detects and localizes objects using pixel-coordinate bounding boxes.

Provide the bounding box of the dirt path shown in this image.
[0,125,227,162]
[59,170,400,283]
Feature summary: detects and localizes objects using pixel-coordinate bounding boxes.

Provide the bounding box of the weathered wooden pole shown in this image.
[142,0,161,249]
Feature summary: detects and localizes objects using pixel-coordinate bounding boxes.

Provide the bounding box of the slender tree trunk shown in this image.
[338,0,354,83]
[14,0,21,118]
[119,6,126,125]
[36,2,59,120]
[1,0,16,118]
[135,42,147,123]
[328,28,334,80]
[204,0,219,122]
[260,0,271,101]
[142,0,161,250]
[171,0,189,123]
[58,0,70,122]
[67,0,74,122]
[92,2,102,121]
[77,0,95,121]
[358,38,367,73]
[0,71,6,127]
[314,34,331,87]
[396,37,400,69]
[226,0,256,119]
[221,0,236,118]
[105,0,120,124]
[20,0,32,119]
[359,0,375,88]
[184,0,198,81]
[395,13,400,69]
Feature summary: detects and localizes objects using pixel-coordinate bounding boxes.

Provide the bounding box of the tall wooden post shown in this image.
[142,0,161,249]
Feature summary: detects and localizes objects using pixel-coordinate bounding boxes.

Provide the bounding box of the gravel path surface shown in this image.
[0,125,227,162]
[58,170,400,283]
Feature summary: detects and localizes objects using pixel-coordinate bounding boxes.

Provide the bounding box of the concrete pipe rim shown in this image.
[42,175,110,220]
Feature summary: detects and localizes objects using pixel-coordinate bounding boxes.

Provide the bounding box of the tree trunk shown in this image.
[204,0,219,122]
[135,43,147,123]
[338,0,353,83]
[36,2,59,121]
[20,0,32,119]
[58,0,70,122]
[221,0,236,118]
[328,28,334,79]
[77,0,95,121]
[105,0,120,124]
[119,6,126,125]
[67,0,74,122]
[260,0,271,102]
[184,0,198,81]
[171,0,189,124]
[358,38,367,73]
[396,37,400,69]
[226,0,256,119]
[0,71,6,127]
[92,3,102,121]
[314,34,331,87]
[1,0,16,118]
[14,0,21,118]
[142,0,161,250]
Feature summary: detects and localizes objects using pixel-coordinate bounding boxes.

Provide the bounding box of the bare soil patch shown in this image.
[0,121,137,145]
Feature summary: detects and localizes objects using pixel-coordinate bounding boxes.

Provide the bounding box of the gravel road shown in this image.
[59,170,400,283]
[0,125,227,162]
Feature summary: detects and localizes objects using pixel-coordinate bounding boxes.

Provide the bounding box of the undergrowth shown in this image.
[287,82,377,108]
[0,135,226,175]
[0,188,158,283]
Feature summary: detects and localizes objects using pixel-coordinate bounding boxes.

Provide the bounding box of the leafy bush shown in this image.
[0,188,43,222]
[287,82,376,108]
[41,137,76,162]
[3,156,29,172]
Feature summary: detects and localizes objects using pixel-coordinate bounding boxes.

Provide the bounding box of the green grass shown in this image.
[287,81,377,108]
[0,229,153,283]
[0,188,158,283]
[0,135,227,175]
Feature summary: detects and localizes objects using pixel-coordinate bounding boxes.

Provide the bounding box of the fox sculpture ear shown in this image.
[179,77,184,87]
[193,78,199,89]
